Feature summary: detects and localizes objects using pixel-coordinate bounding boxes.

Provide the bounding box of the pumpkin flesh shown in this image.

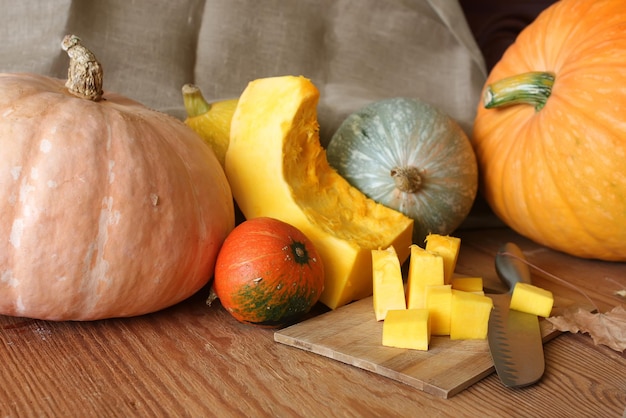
[472,0,626,261]
[0,73,235,320]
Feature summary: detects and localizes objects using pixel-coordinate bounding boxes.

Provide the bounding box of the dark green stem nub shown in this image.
[290,241,310,265]
[391,166,422,194]
[483,71,556,112]
[182,84,212,117]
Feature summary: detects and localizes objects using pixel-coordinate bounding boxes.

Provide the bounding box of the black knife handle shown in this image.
[495,242,532,293]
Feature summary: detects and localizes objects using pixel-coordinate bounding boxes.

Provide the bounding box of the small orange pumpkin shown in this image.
[0,35,235,320]
[472,0,626,261]
[212,217,325,327]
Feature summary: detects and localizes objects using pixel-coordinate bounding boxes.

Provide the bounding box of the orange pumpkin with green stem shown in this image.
[0,35,235,320]
[472,0,626,261]
[212,217,325,327]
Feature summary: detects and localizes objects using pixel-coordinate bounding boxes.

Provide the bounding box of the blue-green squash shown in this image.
[326,97,478,244]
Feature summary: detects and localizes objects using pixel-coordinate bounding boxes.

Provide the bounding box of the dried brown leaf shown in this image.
[546,305,626,352]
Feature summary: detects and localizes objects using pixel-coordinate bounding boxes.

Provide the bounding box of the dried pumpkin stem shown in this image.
[61,34,103,101]
[206,285,219,307]
[483,71,555,112]
[391,166,422,193]
[182,84,212,117]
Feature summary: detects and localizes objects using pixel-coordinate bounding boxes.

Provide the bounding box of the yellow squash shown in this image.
[226,76,414,309]
[182,84,238,168]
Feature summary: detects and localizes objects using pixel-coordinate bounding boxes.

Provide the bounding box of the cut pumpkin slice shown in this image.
[226,76,414,309]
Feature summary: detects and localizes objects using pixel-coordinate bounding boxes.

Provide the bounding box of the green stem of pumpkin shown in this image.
[391,166,422,194]
[483,71,556,112]
[182,84,212,117]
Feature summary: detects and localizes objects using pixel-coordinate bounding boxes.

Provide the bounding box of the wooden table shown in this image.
[1,227,624,417]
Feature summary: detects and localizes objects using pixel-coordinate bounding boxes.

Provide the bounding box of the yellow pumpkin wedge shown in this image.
[226,76,414,309]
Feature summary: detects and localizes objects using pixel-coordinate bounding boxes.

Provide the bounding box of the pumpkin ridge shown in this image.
[6,89,110,317]
[540,121,621,250]
[494,82,622,249]
[82,106,152,316]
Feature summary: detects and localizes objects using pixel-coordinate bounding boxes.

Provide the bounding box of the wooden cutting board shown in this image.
[274,296,569,399]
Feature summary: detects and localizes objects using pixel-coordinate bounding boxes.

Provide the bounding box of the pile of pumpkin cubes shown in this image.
[372,234,553,351]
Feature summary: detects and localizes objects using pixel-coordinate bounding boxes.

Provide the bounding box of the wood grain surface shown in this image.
[275,294,573,399]
[0,227,624,417]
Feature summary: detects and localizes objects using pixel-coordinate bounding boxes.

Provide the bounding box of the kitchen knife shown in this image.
[487,242,545,388]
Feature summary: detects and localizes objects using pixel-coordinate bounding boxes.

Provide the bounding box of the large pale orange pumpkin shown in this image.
[0,35,235,320]
[472,0,626,261]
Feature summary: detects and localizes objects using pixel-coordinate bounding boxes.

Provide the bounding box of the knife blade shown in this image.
[487,242,545,388]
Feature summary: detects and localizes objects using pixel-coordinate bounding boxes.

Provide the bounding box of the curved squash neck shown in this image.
[182,84,212,117]
[483,71,555,112]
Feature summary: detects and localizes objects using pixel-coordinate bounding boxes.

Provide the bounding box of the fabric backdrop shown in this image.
[0,0,486,145]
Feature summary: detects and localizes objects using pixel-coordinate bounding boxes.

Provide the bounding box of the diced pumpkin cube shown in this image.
[451,277,483,293]
[372,246,406,321]
[425,285,452,335]
[406,245,444,309]
[510,283,554,317]
[450,290,493,340]
[425,234,461,284]
[382,309,430,351]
